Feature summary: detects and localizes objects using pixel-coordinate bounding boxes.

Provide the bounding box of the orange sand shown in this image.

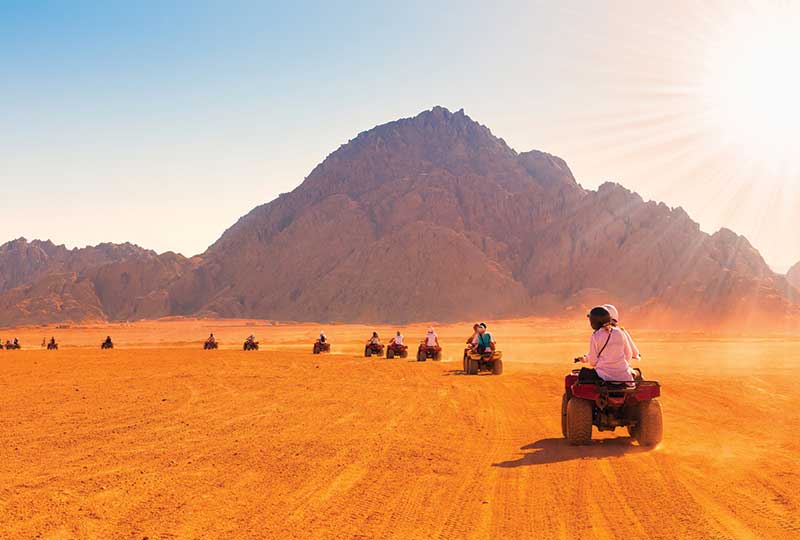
[1,318,798,539]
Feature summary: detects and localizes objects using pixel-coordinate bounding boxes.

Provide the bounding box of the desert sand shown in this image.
[1,318,798,539]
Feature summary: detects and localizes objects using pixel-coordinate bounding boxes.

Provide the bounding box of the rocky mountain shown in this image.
[787,262,800,290]
[164,107,799,327]
[0,239,193,326]
[2,107,798,328]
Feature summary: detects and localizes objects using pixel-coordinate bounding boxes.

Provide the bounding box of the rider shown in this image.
[49,337,56,347]
[424,327,440,349]
[466,323,480,351]
[246,334,256,344]
[389,331,404,348]
[207,333,216,344]
[367,331,381,346]
[577,306,633,382]
[475,323,495,354]
[319,331,327,344]
[104,336,112,345]
[602,304,640,360]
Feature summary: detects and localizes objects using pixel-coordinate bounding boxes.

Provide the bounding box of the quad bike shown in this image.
[47,342,59,350]
[561,362,662,447]
[6,341,21,350]
[364,342,384,358]
[101,341,113,350]
[243,340,259,351]
[463,348,503,375]
[204,341,219,350]
[313,340,331,354]
[417,343,442,362]
[386,342,408,359]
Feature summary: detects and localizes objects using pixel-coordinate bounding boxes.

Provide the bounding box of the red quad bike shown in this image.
[386,343,408,359]
[204,341,218,350]
[462,348,503,375]
[562,362,663,447]
[243,340,259,351]
[313,340,331,354]
[364,342,384,358]
[417,343,442,362]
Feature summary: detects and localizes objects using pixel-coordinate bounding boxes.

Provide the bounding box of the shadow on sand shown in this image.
[493,437,648,467]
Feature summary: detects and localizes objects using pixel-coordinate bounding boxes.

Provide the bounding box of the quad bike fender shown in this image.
[570,383,601,401]
[632,384,661,401]
[467,350,502,362]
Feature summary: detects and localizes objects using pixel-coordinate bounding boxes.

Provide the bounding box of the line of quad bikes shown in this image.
[4,333,664,447]
[212,334,664,447]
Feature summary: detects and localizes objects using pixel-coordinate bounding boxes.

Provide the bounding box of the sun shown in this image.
[701,4,800,173]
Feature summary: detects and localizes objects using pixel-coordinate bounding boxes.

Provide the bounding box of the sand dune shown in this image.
[1,319,798,539]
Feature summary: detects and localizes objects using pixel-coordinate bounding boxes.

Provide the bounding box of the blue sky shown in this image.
[2,1,799,270]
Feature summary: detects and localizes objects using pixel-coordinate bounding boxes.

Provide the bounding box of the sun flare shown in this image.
[702,4,800,172]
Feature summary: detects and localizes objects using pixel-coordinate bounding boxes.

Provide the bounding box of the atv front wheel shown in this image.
[561,393,569,438]
[566,398,593,445]
[491,359,503,375]
[635,399,663,447]
[313,344,320,354]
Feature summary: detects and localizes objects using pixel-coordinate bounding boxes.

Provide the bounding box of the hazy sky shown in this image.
[2,1,799,270]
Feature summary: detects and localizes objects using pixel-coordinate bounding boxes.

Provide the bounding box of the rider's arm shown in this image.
[622,329,633,362]
[585,333,599,367]
[624,328,641,359]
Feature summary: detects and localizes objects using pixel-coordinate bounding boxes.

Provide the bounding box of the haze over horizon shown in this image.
[3,1,799,271]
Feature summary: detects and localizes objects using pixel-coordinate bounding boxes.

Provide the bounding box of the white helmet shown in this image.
[602,304,619,322]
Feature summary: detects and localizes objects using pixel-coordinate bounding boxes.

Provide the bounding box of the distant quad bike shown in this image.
[386,343,408,359]
[364,343,384,358]
[463,348,503,375]
[417,343,442,362]
[243,340,259,351]
[313,340,331,354]
[6,341,21,350]
[204,341,219,350]
[101,341,113,350]
[47,342,59,350]
[562,365,663,447]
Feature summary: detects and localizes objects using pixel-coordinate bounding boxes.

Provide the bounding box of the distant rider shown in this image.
[424,327,440,349]
[389,331,404,347]
[319,331,327,344]
[368,332,381,346]
[577,306,633,382]
[466,323,480,351]
[207,333,216,344]
[475,323,495,354]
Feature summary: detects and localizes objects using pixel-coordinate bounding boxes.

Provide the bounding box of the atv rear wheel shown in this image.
[467,357,479,375]
[561,393,569,438]
[433,351,442,361]
[462,354,468,373]
[313,344,320,354]
[635,399,663,447]
[387,349,395,359]
[365,347,371,358]
[417,350,425,362]
[566,398,593,445]
[491,358,503,375]
[400,350,407,358]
